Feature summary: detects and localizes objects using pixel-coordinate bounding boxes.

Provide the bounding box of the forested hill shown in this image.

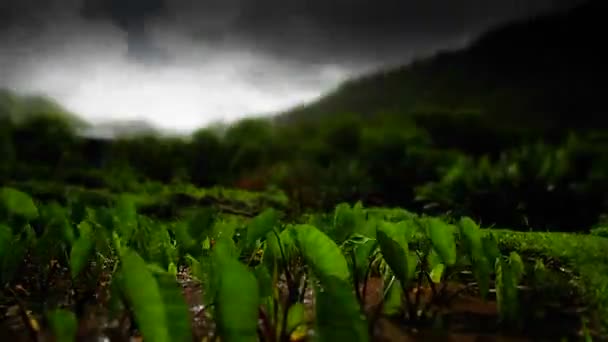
[278,0,606,132]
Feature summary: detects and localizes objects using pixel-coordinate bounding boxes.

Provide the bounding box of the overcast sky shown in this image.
[0,0,580,132]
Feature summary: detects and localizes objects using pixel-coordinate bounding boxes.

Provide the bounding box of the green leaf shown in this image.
[246,208,279,248]
[353,239,377,278]
[188,208,215,241]
[425,218,457,266]
[115,195,137,241]
[382,279,403,316]
[0,187,38,220]
[429,263,445,283]
[459,217,491,299]
[213,236,238,260]
[458,217,483,256]
[292,225,367,342]
[482,233,501,264]
[211,220,239,241]
[46,309,77,342]
[253,265,273,300]
[287,303,306,334]
[495,257,520,323]
[509,252,525,282]
[40,203,74,244]
[333,203,356,243]
[263,228,298,273]
[214,253,259,342]
[117,249,170,342]
[70,221,95,279]
[376,222,412,285]
[171,222,197,255]
[168,262,178,277]
[187,254,216,306]
[292,225,350,282]
[154,272,193,342]
[315,277,368,342]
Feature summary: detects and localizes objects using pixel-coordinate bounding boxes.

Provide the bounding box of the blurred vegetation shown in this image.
[2,88,608,233]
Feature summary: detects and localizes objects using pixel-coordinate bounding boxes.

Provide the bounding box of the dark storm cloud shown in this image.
[0,0,584,131]
[2,0,581,65]
[99,0,581,64]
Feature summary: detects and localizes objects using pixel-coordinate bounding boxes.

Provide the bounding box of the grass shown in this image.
[492,229,608,334]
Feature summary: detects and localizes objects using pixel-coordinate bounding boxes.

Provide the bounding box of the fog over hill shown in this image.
[0,0,582,132]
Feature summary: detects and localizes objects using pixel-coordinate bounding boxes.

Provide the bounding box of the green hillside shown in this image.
[279,0,606,133]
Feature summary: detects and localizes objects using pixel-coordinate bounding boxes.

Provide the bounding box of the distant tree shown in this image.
[190,128,227,186]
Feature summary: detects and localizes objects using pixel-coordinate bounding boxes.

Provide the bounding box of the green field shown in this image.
[1,187,606,341]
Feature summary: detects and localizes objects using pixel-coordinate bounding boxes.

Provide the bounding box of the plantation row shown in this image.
[0,187,599,341]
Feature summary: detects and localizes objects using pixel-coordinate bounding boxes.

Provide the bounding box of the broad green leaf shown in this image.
[458,217,483,257]
[376,222,412,285]
[154,272,193,342]
[211,220,238,241]
[168,262,178,276]
[333,203,356,243]
[382,279,403,316]
[117,249,169,342]
[315,277,368,342]
[188,208,215,241]
[407,252,419,281]
[187,254,216,306]
[430,263,445,283]
[46,309,77,342]
[213,236,238,260]
[482,233,501,264]
[40,203,74,244]
[292,225,350,282]
[472,258,491,300]
[115,195,137,241]
[495,258,519,323]
[246,208,279,248]
[353,239,377,277]
[253,265,273,300]
[509,252,525,282]
[351,201,369,236]
[396,219,417,242]
[263,228,298,273]
[427,249,442,272]
[171,222,196,254]
[70,221,95,279]
[425,218,456,266]
[214,254,259,342]
[287,303,306,334]
[459,218,491,299]
[0,187,38,220]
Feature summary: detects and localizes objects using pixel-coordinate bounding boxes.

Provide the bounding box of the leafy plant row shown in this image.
[0,187,531,341]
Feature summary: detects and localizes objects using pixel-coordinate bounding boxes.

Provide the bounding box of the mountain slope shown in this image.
[278,0,606,132]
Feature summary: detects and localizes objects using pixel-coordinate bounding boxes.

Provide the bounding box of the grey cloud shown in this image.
[0,0,584,131]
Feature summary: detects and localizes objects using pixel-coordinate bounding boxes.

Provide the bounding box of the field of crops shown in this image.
[1,186,606,341]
